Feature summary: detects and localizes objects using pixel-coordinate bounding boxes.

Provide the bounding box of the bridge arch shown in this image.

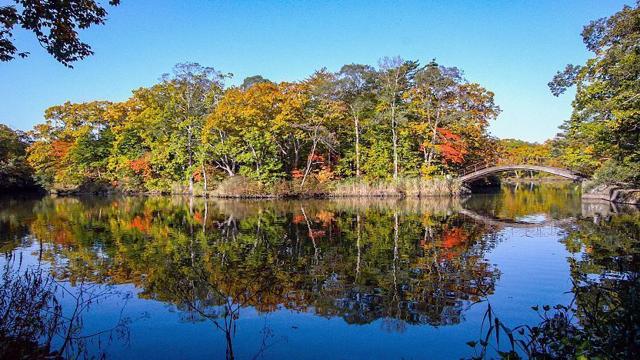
[458,164,584,184]
[457,208,575,229]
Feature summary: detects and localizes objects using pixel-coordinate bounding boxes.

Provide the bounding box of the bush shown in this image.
[589,160,640,189]
[210,176,268,197]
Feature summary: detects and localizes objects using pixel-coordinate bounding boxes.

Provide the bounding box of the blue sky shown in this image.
[0,0,632,142]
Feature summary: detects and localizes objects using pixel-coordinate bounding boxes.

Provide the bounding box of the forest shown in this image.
[13,58,502,195]
[1,2,638,196]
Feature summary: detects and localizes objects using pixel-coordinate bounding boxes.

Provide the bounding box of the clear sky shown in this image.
[0,0,633,142]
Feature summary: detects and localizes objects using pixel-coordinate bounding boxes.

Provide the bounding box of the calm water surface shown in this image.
[1,183,638,359]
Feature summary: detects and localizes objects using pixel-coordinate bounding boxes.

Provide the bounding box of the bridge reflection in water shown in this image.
[0,183,637,359]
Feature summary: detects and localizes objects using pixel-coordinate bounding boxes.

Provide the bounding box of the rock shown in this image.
[582,184,640,205]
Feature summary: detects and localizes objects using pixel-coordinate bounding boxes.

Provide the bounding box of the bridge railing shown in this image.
[459,160,494,176]
[458,159,570,178]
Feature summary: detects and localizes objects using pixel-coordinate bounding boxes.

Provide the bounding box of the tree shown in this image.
[336,64,376,178]
[549,2,640,179]
[406,62,499,175]
[22,58,502,194]
[27,101,114,190]
[0,124,34,190]
[407,61,463,174]
[204,82,285,182]
[240,75,271,90]
[376,57,418,180]
[0,0,120,67]
[161,63,228,193]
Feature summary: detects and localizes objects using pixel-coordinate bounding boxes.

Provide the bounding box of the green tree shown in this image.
[27,101,114,190]
[0,124,34,190]
[376,57,419,180]
[335,64,377,178]
[549,2,640,181]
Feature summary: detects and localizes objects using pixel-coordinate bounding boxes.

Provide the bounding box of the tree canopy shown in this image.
[0,0,120,66]
[549,1,640,185]
[25,59,501,194]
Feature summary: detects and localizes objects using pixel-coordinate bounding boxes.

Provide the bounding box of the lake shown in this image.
[1,183,638,359]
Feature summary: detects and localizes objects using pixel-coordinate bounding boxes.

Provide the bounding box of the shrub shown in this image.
[210,176,267,197]
[589,160,640,189]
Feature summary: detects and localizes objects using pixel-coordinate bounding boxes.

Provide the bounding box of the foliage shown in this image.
[497,139,555,166]
[467,211,640,359]
[549,2,640,179]
[27,101,115,190]
[589,159,640,187]
[25,58,499,195]
[0,124,35,190]
[0,196,502,331]
[0,0,120,66]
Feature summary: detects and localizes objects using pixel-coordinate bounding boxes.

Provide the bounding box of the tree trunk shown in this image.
[391,106,399,180]
[426,116,440,169]
[187,125,194,194]
[301,128,319,188]
[352,107,361,178]
[201,162,208,194]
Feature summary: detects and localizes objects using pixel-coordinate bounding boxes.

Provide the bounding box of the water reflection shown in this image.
[468,206,640,359]
[0,184,638,359]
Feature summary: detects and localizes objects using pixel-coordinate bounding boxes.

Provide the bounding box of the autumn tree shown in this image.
[406,62,499,175]
[162,63,228,193]
[27,101,114,190]
[203,82,286,182]
[23,58,502,194]
[296,70,343,187]
[0,0,120,66]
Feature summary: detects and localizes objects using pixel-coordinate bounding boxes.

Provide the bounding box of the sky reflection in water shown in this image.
[0,183,637,359]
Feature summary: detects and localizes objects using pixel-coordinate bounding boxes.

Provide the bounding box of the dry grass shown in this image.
[209,176,273,198]
[328,177,464,198]
[205,176,465,198]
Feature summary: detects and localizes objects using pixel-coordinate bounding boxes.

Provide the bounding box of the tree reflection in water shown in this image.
[467,211,640,359]
[4,188,635,358]
[0,252,132,359]
[0,196,502,357]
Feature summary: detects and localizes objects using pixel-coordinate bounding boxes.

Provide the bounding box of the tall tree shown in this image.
[297,70,343,187]
[0,124,34,190]
[27,101,114,189]
[204,82,285,182]
[549,2,640,177]
[240,75,271,90]
[336,64,376,178]
[377,57,418,180]
[161,63,227,193]
[407,61,463,173]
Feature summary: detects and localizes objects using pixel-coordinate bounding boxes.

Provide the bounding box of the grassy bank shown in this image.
[207,176,465,198]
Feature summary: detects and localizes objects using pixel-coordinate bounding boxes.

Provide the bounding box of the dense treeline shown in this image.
[4,2,638,194]
[24,58,500,194]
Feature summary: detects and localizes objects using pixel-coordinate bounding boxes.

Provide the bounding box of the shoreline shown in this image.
[15,180,640,206]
